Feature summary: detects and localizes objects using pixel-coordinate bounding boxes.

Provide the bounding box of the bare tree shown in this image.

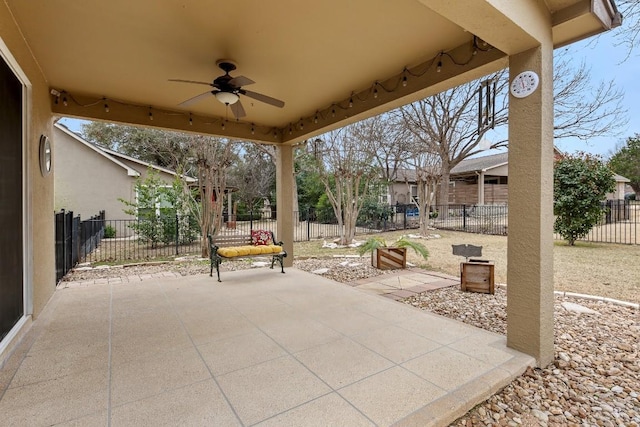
[553,57,627,140]
[181,135,237,257]
[399,52,627,212]
[612,0,639,59]
[356,114,414,204]
[399,70,509,211]
[309,126,378,245]
[403,148,442,236]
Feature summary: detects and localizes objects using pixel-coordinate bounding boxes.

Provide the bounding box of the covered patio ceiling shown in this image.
[8,0,619,144]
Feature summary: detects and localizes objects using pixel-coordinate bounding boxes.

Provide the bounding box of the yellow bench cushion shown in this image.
[217,244,283,258]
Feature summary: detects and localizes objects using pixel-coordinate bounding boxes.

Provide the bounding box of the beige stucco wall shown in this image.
[389,182,412,205]
[53,127,136,221]
[489,164,509,176]
[1,3,55,323]
[608,181,626,200]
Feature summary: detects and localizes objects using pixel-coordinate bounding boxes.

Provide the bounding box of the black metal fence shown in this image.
[428,204,509,235]
[82,214,202,263]
[555,199,639,245]
[55,210,105,282]
[63,200,637,271]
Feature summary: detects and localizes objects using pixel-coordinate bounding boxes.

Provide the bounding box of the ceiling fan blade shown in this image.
[242,90,285,108]
[230,99,246,119]
[178,91,213,107]
[228,75,255,87]
[169,78,213,86]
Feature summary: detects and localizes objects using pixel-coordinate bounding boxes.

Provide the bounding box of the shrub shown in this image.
[103,224,116,238]
[315,194,337,224]
[554,153,615,245]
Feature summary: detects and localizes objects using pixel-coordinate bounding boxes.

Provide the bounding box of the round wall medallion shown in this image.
[39,134,52,176]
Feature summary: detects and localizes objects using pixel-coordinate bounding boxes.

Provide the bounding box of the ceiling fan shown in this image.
[170,59,285,119]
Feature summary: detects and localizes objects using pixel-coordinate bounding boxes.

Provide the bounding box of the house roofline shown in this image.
[482,161,509,172]
[54,123,196,182]
[54,123,140,177]
[102,147,197,183]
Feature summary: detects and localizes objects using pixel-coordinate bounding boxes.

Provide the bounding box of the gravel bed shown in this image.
[406,288,640,427]
[61,258,639,426]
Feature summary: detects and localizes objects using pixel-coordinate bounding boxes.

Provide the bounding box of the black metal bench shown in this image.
[207,232,287,282]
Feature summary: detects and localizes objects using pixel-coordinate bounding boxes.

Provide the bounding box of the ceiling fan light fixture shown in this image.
[215,91,239,105]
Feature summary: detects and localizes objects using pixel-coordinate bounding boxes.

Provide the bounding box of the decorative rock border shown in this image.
[495,283,639,310]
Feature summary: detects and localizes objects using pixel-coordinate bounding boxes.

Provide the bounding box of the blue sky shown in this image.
[59,28,638,159]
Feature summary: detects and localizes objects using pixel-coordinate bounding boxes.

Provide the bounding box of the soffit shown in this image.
[7,0,617,144]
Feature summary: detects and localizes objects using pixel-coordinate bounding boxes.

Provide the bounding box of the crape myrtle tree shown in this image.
[608,134,640,195]
[307,123,379,245]
[405,147,442,236]
[398,70,510,216]
[183,135,238,257]
[553,152,615,246]
[83,122,238,257]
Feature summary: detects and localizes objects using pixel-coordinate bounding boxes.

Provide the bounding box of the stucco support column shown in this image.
[276,145,294,267]
[507,43,554,366]
[477,171,485,205]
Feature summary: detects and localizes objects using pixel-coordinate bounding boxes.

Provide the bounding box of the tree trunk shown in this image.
[439,169,450,220]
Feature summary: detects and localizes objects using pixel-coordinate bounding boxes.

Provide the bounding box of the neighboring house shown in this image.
[386,169,419,205]
[389,150,630,206]
[53,123,196,222]
[388,153,508,206]
[448,152,509,205]
[610,174,630,200]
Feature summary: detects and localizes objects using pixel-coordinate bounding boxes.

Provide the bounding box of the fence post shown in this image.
[403,208,407,230]
[175,214,179,255]
[61,209,67,280]
[307,208,311,241]
[250,210,254,233]
[463,205,467,230]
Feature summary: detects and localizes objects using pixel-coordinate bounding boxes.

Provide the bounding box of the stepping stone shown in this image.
[312,268,329,274]
[561,301,599,315]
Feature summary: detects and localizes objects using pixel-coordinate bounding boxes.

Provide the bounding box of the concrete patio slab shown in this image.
[0,268,535,426]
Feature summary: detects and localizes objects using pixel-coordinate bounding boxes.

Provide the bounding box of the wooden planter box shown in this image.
[371,247,407,270]
[460,261,495,294]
